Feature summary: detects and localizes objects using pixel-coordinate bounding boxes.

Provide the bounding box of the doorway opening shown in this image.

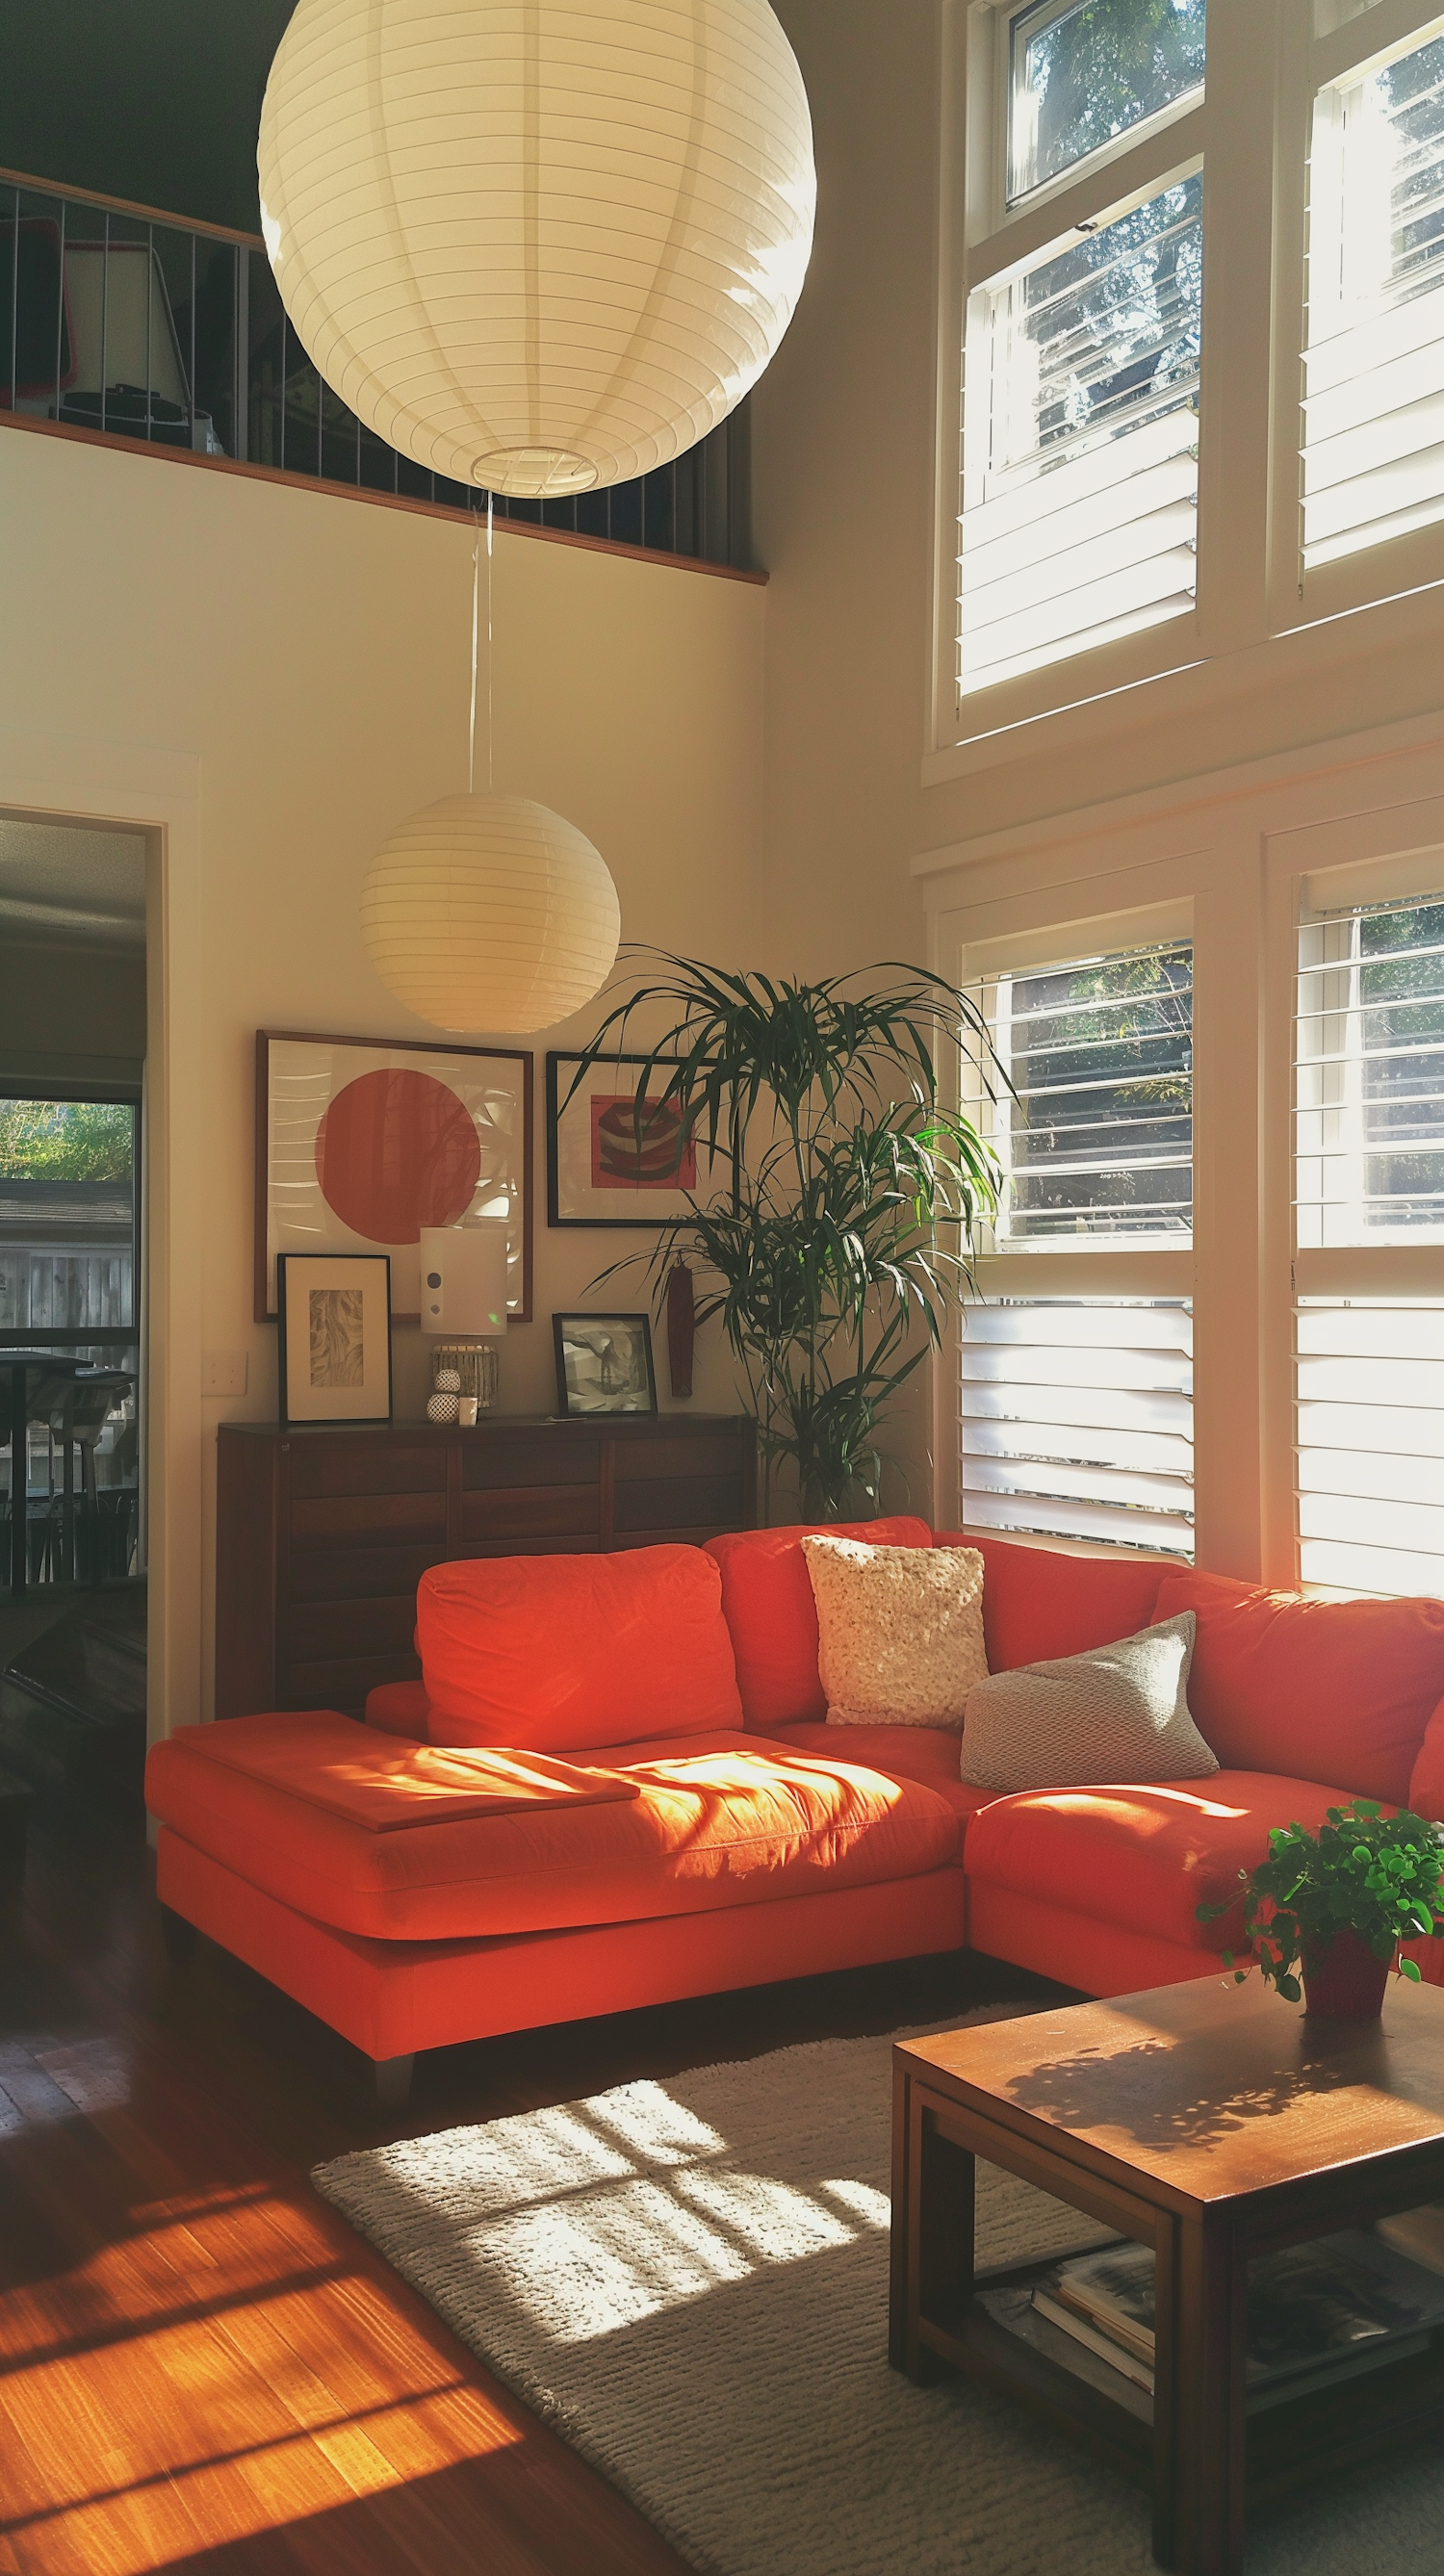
[0,814,147,1806]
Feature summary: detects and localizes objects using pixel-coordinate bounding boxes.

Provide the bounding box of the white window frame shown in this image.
[941,889,1198,1537]
[955,902,1199,1555]
[935,0,1444,765]
[1261,804,1444,1583]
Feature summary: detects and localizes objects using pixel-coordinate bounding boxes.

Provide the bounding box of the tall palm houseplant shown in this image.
[568,955,1004,1521]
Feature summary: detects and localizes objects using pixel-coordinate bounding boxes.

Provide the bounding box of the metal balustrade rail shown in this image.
[1,165,754,570]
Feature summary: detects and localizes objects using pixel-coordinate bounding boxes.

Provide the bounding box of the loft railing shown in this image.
[0,165,754,570]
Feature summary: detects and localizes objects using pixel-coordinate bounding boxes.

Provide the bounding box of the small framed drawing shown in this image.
[277,1253,394,1426]
[547,1051,724,1227]
[256,1030,532,1323]
[553,1312,658,1417]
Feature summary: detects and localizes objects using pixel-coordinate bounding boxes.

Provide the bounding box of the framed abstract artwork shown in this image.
[552,1312,658,1417]
[276,1253,393,1425]
[255,1031,532,1324]
[546,1051,724,1227]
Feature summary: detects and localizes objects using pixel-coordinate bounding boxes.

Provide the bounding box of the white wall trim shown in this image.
[0,732,203,1748]
[914,703,1444,894]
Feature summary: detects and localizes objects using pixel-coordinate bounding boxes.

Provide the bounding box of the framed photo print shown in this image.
[553,1312,658,1417]
[256,1030,532,1324]
[547,1051,725,1227]
[277,1253,393,1425]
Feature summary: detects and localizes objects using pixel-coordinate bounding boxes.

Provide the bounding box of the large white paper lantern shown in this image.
[257,0,815,500]
[361,791,621,1032]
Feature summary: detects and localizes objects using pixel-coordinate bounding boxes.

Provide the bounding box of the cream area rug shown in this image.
[314,2021,1443,2576]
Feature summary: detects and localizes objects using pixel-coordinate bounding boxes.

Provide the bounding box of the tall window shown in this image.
[943,0,1444,749]
[958,0,1206,702]
[962,938,1195,1555]
[1295,891,1444,1596]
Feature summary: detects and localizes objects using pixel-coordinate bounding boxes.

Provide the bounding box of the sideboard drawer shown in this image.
[289,1442,447,1500]
[460,1484,602,1543]
[290,1491,450,1546]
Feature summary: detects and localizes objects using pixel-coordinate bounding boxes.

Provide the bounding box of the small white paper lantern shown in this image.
[361,790,620,1033]
[257,0,815,498]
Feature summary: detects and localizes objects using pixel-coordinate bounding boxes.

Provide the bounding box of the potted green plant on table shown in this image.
[1199,1800,1444,2019]
[568,954,1003,1521]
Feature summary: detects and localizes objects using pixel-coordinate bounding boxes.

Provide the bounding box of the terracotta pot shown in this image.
[1302,1927,1392,2020]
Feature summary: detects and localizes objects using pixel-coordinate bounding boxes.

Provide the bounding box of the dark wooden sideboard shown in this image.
[215,1413,758,1719]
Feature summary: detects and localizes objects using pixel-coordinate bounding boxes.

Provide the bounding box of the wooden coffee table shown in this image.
[890,1973,1444,2575]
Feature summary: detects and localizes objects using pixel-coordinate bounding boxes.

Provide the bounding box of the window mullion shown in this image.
[1193,0,1282,662]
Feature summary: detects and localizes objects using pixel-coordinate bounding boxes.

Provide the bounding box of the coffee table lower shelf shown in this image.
[921,2254,1444,2525]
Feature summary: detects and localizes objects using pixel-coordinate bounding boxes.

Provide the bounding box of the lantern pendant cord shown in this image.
[468,498,496,798]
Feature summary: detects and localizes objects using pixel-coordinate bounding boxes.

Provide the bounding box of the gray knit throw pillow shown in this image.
[961,1611,1217,1793]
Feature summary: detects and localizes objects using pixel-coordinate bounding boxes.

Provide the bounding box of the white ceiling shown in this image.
[0,815,147,950]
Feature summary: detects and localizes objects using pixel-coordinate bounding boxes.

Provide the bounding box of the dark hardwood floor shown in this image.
[0,1795,1049,2573]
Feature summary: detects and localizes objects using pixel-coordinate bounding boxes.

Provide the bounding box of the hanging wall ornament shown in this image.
[257,0,816,501]
[666,1256,695,1399]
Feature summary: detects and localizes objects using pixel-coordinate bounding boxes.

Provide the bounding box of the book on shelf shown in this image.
[1376,2202,1444,2280]
[1031,2287,1154,2392]
[1023,2228,1444,2409]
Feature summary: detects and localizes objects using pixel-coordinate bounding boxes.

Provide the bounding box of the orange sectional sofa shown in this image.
[146,1519,1444,2103]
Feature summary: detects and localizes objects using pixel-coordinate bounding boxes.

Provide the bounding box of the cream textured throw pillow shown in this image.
[960,1612,1217,1792]
[801,1536,988,1729]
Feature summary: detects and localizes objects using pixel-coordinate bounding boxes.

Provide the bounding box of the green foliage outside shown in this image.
[1020,0,1205,188]
[0,1100,135,1183]
[1198,1801,1444,2003]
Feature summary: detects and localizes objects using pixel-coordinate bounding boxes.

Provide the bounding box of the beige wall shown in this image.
[0,425,766,1720]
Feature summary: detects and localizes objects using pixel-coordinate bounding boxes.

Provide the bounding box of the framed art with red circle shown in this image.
[255,1031,532,1324]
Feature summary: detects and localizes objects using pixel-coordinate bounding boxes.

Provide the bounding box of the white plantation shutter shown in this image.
[1294,888,1444,1599]
[1296,892,1444,1245]
[961,1300,1195,1555]
[1297,1301,1444,1596]
[960,174,1201,695]
[1304,33,1444,570]
[961,935,1195,1558]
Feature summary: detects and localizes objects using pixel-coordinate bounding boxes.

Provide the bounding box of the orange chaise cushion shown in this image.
[1152,1570,1444,1804]
[964,1768,1374,1955]
[146,1716,960,1944]
[933,1533,1170,1674]
[705,1517,933,1729]
[161,1713,640,1828]
[417,1544,742,1752]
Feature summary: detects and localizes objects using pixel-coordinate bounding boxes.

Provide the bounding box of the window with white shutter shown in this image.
[1304,29,1444,573]
[961,935,1195,1556]
[961,175,1203,696]
[1295,889,1444,1597]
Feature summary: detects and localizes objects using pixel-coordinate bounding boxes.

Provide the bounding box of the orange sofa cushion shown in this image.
[417,1544,742,1752]
[764,1719,999,1829]
[164,1713,640,1828]
[366,1680,429,1740]
[1152,1569,1444,1804]
[934,1533,1169,1674]
[1407,1694,1444,1823]
[704,1517,933,1729]
[145,1717,960,1944]
[964,1768,1382,1955]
